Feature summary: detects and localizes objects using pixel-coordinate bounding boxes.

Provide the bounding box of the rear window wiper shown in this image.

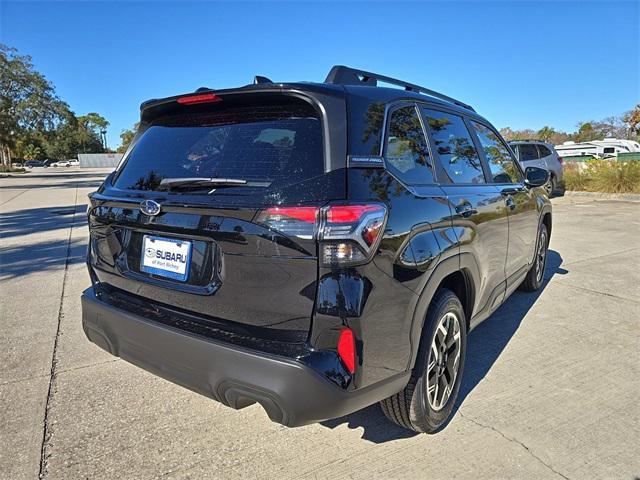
[158,177,271,192]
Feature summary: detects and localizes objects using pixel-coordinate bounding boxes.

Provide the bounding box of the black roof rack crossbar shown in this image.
[324,65,475,112]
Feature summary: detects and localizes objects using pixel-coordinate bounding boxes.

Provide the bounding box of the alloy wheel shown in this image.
[544,176,555,195]
[535,230,548,283]
[426,312,462,411]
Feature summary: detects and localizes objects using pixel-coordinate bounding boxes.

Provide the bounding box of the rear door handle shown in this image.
[455,203,478,218]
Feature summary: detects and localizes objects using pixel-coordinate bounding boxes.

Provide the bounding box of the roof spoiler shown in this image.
[324,65,475,112]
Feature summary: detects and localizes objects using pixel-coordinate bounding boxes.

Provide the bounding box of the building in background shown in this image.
[78,153,123,168]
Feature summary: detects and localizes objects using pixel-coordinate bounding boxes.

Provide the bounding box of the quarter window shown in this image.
[384,106,435,184]
[421,108,484,184]
[471,121,523,183]
[537,145,552,158]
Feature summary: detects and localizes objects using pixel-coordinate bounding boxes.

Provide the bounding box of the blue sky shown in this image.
[2,1,639,148]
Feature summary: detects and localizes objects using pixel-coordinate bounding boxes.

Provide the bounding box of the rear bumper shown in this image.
[81,287,409,427]
[552,164,564,182]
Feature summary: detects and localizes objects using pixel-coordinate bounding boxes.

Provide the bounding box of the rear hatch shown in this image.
[88,89,346,340]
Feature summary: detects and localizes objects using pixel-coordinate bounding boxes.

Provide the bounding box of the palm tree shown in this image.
[537,126,556,142]
[23,144,43,161]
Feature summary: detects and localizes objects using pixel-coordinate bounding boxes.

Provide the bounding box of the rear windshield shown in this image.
[113,101,324,195]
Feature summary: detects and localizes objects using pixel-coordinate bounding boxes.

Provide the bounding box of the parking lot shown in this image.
[1,169,638,479]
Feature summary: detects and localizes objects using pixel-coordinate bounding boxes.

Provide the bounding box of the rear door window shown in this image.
[113,103,324,195]
[384,106,435,184]
[421,108,484,184]
[519,144,539,161]
[471,121,523,184]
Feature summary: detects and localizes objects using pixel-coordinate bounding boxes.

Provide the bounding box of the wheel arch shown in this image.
[437,270,474,327]
[542,210,552,239]
[406,254,478,373]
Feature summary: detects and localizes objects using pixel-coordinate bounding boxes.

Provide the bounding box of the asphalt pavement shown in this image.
[1,169,638,479]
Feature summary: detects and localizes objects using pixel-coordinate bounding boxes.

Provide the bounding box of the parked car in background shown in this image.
[82,66,552,434]
[42,159,55,167]
[25,160,45,168]
[509,140,564,195]
[69,159,80,167]
[52,160,71,167]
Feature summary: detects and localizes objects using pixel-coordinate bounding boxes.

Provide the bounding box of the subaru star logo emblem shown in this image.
[140,199,161,216]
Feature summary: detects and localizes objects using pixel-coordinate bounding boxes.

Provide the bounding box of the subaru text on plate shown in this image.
[82,66,552,433]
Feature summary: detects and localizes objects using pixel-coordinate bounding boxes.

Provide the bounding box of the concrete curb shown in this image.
[564,190,640,202]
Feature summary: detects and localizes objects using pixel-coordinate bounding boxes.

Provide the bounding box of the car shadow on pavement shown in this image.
[320,250,566,443]
[0,204,89,279]
[320,403,420,441]
[0,237,88,280]
[453,250,566,413]
[0,204,88,239]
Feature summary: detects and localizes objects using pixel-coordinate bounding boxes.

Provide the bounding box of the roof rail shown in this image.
[324,65,475,112]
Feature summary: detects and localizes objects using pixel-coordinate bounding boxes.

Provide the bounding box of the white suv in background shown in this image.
[509,140,564,195]
[51,159,79,167]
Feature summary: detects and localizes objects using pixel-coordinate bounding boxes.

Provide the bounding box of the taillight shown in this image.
[265,206,319,223]
[256,203,387,266]
[176,92,222,105]
[256,206,319,239]
[320,204,386,266]
[337,328,356,374]
[326,205,380,223]
[558,157,564,166]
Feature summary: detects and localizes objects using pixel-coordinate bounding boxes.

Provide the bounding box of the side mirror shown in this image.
[524,166,549,188]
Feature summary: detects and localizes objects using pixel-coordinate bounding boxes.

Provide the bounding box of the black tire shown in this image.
[380,288,467,433]
[519,223,549,292]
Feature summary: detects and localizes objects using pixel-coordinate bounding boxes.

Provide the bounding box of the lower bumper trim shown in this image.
[81,287,410,427]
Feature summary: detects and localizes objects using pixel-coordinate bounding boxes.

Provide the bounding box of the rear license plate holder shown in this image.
[140,235,192,282]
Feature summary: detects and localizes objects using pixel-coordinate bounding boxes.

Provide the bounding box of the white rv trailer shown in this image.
[555,139,640,159]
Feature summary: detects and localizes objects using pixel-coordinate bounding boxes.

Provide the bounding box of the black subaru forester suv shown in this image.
[82,66,552,433]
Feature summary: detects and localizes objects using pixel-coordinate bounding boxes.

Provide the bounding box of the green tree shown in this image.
[23,144,43,160]
[78,112,109,132]
[46,112,104,160]
[117,126,137,153]
[14,130,47,159]
[574,122,596,142]
[537,126,556,142]
[79,112,109,148]
[0,44,69,165]
[0,44,110,163]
